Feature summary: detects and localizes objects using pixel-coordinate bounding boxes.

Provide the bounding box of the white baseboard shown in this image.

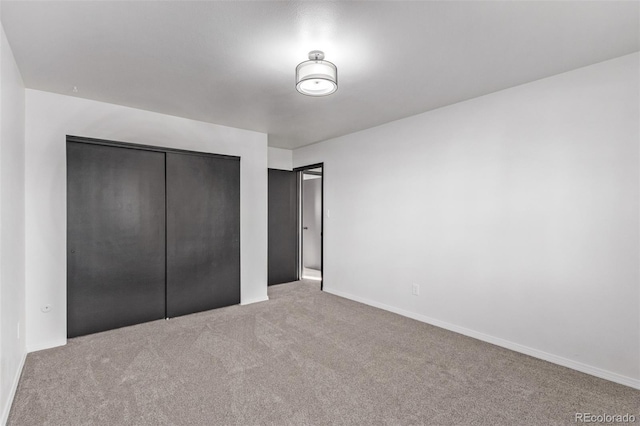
[1,351,27,426]
[323,287,640,390]
[241,295,269,306]
[27,339,66,354]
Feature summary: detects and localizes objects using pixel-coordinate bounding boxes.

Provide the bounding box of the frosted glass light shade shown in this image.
[296,52,337,96]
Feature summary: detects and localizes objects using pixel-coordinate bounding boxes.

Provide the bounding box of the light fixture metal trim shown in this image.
[296,50,338,97]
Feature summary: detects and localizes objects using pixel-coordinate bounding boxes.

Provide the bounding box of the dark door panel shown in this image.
[166,153,240,317]
[67,142,166,338]
[268,169,298,285]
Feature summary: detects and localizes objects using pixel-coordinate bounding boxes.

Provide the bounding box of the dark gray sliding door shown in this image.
[67,142,166,338]
[268,169,297,285]
[166,153,240,318]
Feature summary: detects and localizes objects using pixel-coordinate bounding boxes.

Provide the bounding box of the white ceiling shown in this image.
[2,1,638,149]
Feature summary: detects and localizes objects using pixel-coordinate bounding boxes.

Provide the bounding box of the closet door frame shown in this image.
[66,135,240,162]
[66,135,240,335]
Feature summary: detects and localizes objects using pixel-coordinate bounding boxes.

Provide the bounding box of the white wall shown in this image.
[268,147,292,170]
[302,177,322,270]
[294,53,640,388]
[0,20,26,425]
[25,90,268,352]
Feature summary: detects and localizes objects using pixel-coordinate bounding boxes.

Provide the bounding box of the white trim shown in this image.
[323,287,640,390]
[241,295,269,306]
[1,351,27,426]
[27,339,66,354]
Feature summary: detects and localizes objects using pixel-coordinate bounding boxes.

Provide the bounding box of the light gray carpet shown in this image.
[8,280,639,425]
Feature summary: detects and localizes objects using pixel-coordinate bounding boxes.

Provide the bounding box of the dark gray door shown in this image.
[166,153,240,318]
[67,142,166,338]
[268,169,297,285]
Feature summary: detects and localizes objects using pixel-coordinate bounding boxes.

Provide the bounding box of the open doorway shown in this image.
[296,164,323,288]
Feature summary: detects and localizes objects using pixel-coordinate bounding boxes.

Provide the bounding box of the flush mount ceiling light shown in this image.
[296,50,337,97]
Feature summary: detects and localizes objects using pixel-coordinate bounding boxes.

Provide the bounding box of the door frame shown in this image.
[293,163,324,290]
[66,135,240,161]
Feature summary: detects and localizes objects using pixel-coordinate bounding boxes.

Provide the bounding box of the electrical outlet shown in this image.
[412,283,420,296]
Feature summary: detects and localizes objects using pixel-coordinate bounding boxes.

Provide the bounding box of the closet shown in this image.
[66,136,240,338]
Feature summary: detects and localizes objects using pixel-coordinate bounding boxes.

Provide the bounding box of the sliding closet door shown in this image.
[166,153,240,318]
[67,142,166,338]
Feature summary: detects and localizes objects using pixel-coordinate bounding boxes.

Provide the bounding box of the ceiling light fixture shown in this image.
[296,50,337,97]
